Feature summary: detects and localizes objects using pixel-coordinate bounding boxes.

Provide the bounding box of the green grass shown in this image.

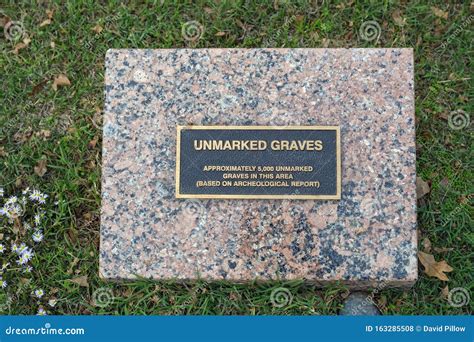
[0,0,472,315]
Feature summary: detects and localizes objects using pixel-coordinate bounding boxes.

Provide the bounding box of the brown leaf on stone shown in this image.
[418,251,453,281]
[422,237,432,253]
[441,285,449,299]
[416,177,430,199]
[69,275,89,287]
[52,74,71,91]
[431,6,448,19]
[392,10,406,26]
[91,24,103,34]
[34,159,47,177]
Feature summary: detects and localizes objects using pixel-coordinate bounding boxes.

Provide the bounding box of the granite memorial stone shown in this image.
[100,48,417,288]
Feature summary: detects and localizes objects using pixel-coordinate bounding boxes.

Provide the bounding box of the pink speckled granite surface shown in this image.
[100,49,417,288]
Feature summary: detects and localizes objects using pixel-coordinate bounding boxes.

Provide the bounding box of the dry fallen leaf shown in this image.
[91,24,103,34]
[52,74,71,91]
[67,256,80,274]
[39,19,52,27]
[0,146,7,157]
[392,9,406,26]
[13,37,31,54]
[416,177,430,199]
[88,138,98,149]
[418,251,453,281]
[50,41,55,49]
[434,246,454,253]
[0,13,9,27]
[36,129,51,139]
[441,285,449,299]
[431,6,448,19]
[215,31,226,37]
[46,9,54,19]
[422,237,432,253]
[70,275,89,288]
[34,159,47,177]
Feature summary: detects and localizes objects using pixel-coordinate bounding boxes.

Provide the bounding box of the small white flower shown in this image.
[38,193,48,204]
[29,190,41,202]
[17,247,34,265]
[34,214,41,225]
[37,307,47,315]
[48,299,57,307]
[0,279,7,288]
[23,265,33,273]
[0,244,4,253]
[17,243,28,255]
[34,289,44,298]
[32,230,44,243]
[6,196,18,204]
[30,190,48,204]
[24,222,32,231]
[11,243,18,253]
[0,188,4,197]
[22,187,30,195]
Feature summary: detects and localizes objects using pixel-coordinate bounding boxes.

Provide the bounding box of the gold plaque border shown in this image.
[175,125,341,200]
